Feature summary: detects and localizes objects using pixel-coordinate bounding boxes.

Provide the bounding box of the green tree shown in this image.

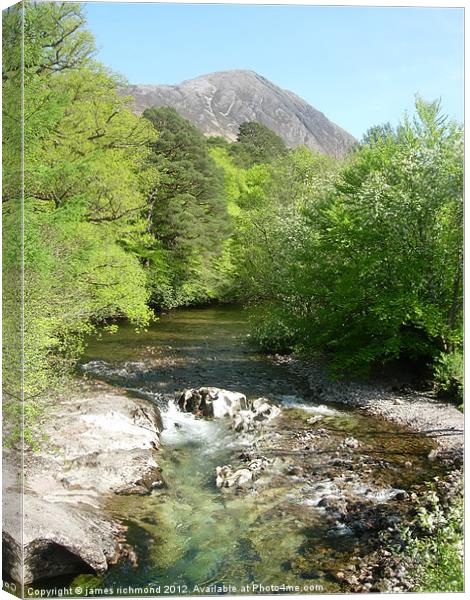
[3,2,158,444]
[361,122,395,147]
[290,100,463,375]
[231,121,287,167]
[142,107,231,307]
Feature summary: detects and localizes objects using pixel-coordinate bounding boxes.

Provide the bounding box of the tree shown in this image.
[231,121,287,167]
[361,122,395,147]
[294,99,463,374]
[3,2,158,444]
[142,107,231,307]
[227,99,462,391]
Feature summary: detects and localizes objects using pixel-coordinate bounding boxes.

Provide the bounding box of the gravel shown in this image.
[274,355,463,462]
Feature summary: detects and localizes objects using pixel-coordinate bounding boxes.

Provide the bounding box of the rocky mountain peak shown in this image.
[125,70,356,158]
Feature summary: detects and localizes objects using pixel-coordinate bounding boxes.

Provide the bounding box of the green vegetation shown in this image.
[403,483,464,592]
[2,1,463,447]
[141,107,231,308]
[225,100,463,385]
[433,350,464,405]
[231,121,287,167]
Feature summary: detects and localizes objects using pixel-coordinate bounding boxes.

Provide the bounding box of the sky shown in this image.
[83,2,464,139]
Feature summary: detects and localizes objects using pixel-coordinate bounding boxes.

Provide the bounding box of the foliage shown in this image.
[142,107,232,307]
[234,100,463,385]
[3,2,156,444]
[433,350,463,405]
[402,486,463,592]
[361,122,395,146]
[231,121,287,167]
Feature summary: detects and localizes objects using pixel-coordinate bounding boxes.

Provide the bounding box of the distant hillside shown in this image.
[125,70,356,158]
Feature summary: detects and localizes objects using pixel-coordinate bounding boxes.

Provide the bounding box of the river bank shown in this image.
[275,355,463,463]
[271,354,464,592]
[2,381,164,585]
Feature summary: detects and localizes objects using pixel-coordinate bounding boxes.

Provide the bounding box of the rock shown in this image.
[286,465,303,477]
[2,388,163,584]
[216,465,253,488]
[326,524,354,538]
[125,70,356,158]
[307,415,324,425]
[216,457,269,489]
[4,492,123,584]
[232,411,254,433]
[232,398,281,432]
[317,496,340,510]
[252,398,281,422]
[341,437,360,450]
[393,490,409,501]
[176,390,282,433]
[178,387,250,419]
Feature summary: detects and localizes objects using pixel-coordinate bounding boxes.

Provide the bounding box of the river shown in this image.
[61,305,438,595]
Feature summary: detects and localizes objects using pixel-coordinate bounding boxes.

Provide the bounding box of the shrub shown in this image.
[433,350,463,405]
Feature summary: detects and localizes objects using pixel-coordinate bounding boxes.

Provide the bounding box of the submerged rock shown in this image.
[216,465,254,488]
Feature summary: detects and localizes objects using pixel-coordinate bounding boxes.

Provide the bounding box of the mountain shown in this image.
[125,70,356,158]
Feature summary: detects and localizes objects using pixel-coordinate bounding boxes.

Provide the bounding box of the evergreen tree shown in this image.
[231,121,287,167]
[143,107,231,306]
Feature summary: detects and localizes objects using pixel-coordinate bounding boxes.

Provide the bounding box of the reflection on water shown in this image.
[62,305,438,595]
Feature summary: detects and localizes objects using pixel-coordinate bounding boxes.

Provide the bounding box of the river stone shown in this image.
[2,388,164,584]
[216,465,254,488]
[233,398,282,432]
[252,398,281,421]
[216,457,270,489]
[178,387,250,418]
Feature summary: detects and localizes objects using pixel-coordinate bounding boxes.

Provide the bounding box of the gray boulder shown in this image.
[178,387,251,418]
[2,389,163,584]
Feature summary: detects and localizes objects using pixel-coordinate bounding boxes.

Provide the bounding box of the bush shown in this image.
[404,489,463,592]
[249,304,297,354]
[433,350,463,405]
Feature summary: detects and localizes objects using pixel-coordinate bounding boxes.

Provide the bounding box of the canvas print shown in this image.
[1,0,464,597]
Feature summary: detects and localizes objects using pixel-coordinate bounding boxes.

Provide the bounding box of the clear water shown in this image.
[39,306,438,596]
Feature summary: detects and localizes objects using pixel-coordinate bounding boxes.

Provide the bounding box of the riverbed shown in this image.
[54,306,440,594]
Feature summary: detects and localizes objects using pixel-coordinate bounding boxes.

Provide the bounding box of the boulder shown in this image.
[2,388,163,584]
[216,465,254,488]
[178,387,250,419]
[232,398,281,432]
[252,398,281,422]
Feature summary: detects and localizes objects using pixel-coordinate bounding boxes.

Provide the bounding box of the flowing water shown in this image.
[62,306,438,595]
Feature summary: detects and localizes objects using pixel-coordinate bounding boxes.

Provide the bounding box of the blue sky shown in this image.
[83,2,464,139]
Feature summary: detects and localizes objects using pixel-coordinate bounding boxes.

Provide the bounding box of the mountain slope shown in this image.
[125,70,356,158]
